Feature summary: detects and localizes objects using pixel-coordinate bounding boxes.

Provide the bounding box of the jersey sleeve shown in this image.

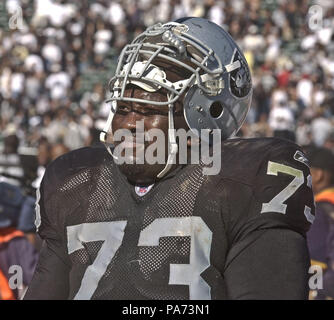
[224,139,315,245]
[35,159,66,242]
[24,158,71,299]
[25,147,107,299]
[23,239,71,300]
[34,146,104,240]
[252,140,315,233]
[222,139,315,296]
[224,228,310,299]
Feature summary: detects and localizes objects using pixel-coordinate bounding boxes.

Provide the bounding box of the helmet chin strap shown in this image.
[100,91,178,180]
[100,91,118,160]
[157,94,178,179]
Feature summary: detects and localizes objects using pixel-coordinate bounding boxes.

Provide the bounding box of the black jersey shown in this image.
[25,138,315,300]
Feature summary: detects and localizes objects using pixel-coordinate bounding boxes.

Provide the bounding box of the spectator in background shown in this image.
[311,109,333,147]
[0,126,38,250]
[324,131,334,153]
[268,96,296,142]
[0,226,37,300]
[50,142,69,161]
[31,138,70,189]
[0,181,39,300]
[306,146,334,300]
[0,128,24,187]
[32,137,51,190]
[1,0,334,152]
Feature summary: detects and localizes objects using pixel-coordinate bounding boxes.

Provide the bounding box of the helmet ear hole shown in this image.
[209,101,224,118]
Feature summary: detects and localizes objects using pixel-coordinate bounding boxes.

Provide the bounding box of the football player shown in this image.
[25,17,314,300]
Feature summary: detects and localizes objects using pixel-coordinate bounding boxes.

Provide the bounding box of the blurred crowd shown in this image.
[1,0,334,156]
[0,0,334,299]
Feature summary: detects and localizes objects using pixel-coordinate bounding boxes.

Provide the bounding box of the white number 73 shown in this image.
[261,161,314,224]
[67,217,212,300]
[67,221,127,300]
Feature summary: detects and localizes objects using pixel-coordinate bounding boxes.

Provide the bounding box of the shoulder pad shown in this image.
[220,137,308,184]
[220,137,314,236]
[43,146,110,194]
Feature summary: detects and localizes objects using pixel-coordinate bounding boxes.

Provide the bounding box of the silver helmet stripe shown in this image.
[225,60,241,73]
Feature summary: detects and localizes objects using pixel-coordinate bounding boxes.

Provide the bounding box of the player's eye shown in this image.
[140,109,169,116]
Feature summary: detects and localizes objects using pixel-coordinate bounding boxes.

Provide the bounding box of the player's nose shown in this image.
[123,112,144,134]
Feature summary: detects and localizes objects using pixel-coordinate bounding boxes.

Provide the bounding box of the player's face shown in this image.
[112,85,188,185]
